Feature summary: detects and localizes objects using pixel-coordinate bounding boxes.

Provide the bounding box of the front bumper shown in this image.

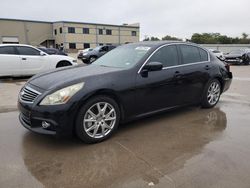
[18,100,77,137]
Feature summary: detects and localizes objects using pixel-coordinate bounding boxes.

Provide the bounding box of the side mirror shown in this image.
[140,62,163,77]
[40,51,47,56]
[143,62,163,72]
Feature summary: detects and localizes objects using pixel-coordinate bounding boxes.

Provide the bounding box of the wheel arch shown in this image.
[56,60,72,68]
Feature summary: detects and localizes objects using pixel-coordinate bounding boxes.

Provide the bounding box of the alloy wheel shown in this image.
[83,102,116,139]
[207,82,221,105]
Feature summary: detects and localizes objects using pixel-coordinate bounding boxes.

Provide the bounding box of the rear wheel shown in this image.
[201,79,221,108]
[75,96,120,143]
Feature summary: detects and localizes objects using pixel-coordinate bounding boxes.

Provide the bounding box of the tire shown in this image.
[75,96,120,144]
[201,79,221,108]
[56,61,71,68]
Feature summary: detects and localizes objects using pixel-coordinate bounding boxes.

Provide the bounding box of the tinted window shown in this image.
[68,27,75,33]
[99,29,103,35]
[69,43,76,49]
[83,43,90,49]
[106,29,112,35]
[16,47,40,56]
[0,46,17,55]
[83,28,89,34]
[132,31,137,36]
[199,48,208,61]
[148,45,179,67]
[179,45,201,64]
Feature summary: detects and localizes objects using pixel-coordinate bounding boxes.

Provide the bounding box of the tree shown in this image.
[162,35,182,41]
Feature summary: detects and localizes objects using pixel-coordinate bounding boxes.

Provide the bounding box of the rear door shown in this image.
[0,46,20,76]
[16,46,45,75]
[176,44,211,104]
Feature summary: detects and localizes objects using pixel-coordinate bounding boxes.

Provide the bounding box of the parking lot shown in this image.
[0,65,250,188]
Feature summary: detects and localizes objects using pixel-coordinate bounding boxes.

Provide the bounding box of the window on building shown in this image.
[83,28,89,34]
[131,31,137,36]
[68,27,75,33]
[54,29,57,35]
[69,43,76,49]
[83,43,90,49]
[99,43,103,46]
[148,45,179,67]
[16,46,40,56]
[106,29,112,35]
[0,46,17,55]
[179,45,201,64]
[106,43,112,45]
[99,29,103,35]
[60,27,63,33]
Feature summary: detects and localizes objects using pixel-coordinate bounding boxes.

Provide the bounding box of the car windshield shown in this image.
[93,46,103,51]
[93,45,151,68]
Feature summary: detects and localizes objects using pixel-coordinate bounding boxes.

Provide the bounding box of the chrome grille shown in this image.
[20,86,41,103]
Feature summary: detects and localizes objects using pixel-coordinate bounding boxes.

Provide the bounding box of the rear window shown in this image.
[0,46,17,55]
[199,48,208,62]
[179,45,208,64]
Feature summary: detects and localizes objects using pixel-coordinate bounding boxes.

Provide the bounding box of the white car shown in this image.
[0,44,78,77]
[209,49,225,61]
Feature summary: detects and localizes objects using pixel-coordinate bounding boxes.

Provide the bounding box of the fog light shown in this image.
[42,121,51,128]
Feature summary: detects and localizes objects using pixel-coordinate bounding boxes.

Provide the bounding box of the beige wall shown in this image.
[0,19,140,51]
[0,20,53,46]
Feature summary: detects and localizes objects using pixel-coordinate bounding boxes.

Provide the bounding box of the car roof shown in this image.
[0,44,35,48]
[124,41,202,49]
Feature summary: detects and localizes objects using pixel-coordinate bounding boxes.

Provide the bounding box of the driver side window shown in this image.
[148,45,179,67]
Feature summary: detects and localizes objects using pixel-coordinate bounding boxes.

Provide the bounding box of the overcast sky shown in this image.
[1,0,250,40]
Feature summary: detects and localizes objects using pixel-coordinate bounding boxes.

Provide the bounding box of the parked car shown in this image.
[77,48,93,59]
[81,45,116,64]
[0,44,78,77]
[224,49,250,65]
[209,49,225,61]
[38,47,68,56]
[18,41,232,143]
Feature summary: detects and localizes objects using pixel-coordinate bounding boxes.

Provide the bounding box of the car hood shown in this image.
[28,64,121,91]
[225,54,242,58]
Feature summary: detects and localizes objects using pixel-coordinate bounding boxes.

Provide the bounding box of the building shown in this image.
[0,18,140,51]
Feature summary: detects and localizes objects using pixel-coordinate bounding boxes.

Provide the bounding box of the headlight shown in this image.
[83,53,88,56]
[40,82,84,105]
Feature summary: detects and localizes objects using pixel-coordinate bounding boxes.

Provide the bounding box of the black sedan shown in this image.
[224,49,250,65]
[18,41,232,143]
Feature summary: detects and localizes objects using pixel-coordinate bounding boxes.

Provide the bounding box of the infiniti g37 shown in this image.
[18,41,232,143]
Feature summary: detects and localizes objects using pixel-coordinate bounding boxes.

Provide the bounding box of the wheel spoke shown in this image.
[102,103,108,114]
[86,124,97,133]
[92,125,99,137]
[87,110,97,119]
[103,122,112,130]
[101,124,106,136]
[84,118,96,123]
[96,103,102,114]
[104,117,116,121]
[105,109,114,119]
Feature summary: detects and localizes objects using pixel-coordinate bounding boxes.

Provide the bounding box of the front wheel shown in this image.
[201,79,221,108]
[75,96,120,143]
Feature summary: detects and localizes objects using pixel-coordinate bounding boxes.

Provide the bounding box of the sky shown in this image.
[1,0,250,40]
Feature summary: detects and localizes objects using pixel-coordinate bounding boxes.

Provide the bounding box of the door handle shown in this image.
[174,71,183,79]
[204,65,210,70]
[21,58,27,61]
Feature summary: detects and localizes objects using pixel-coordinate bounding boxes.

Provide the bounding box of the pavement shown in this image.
[0,65,250,188]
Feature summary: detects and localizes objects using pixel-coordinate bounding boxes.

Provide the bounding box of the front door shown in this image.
[16,46,45,75]
[135,45,182,115]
